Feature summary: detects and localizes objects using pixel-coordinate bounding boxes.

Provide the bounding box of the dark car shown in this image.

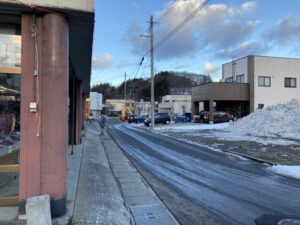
[203,111,230,123]
[128,114,144,123]
[175,112,192,123]
[193,110,207,123]
[144,113,171,126]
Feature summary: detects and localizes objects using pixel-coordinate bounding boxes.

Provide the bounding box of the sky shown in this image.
[91,0,300,86]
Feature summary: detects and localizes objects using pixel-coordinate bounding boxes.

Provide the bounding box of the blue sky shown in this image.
[91,0,300,86]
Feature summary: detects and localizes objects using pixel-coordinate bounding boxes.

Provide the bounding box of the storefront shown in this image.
[0,1,94,218]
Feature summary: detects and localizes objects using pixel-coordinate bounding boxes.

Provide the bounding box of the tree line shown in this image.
[91,71,211,102]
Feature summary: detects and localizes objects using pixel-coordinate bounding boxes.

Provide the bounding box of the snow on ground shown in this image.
[269,165,300,179]
[227,99,300,140]
[153,122,230,131]
[152,99,300,146]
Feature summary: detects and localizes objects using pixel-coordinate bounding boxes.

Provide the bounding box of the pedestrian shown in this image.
[100,115,108,135]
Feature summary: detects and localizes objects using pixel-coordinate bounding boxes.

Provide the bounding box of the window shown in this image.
[236,74,245,83]
[258,76,271,87]
[284,78,296,88]
[225,77,233,83]
[258,104,264,109]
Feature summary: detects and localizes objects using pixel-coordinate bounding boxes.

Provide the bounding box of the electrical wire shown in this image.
[150,0,210,54]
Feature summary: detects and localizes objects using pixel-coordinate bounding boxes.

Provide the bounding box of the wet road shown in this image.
[108,121,300,225]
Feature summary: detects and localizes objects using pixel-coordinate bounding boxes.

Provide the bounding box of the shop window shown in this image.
[284,77,296,88]
[0,24,21,68]
[258,76,271,87]
[0,23,21,206]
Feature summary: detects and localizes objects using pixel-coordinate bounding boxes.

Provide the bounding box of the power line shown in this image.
[150,0,210,54]
[157,0,180,23]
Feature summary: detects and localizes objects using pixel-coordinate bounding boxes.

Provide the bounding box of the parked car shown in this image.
[144,113,171,126]
[175,112,192,122]
[193,110,207,123]
[128,114,144,123]
[203,111,230,123]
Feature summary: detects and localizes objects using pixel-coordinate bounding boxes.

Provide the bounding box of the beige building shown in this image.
[159,95,191,115]
[192,55,300,122]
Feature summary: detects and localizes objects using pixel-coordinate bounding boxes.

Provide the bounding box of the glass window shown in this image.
[0,24,21,68]
[236,74,245,83]
[284,78,296,88]
[258,76,271,87]
[258,104,264,109]
[225,77,233,83]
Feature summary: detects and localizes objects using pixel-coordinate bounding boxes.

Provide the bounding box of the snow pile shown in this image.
[228,99,300,140]
[154,122,230,131]
[269,165,300,179]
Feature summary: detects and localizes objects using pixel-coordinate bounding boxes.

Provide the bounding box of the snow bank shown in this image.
[228,99,300,140]
[269,165,300,179]
[154,122,230,131]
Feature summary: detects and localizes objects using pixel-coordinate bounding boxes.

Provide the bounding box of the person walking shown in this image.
[100,115,108,135]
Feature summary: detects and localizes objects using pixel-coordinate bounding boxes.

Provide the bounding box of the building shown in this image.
[159,95,191,115]
[192,55,300,122]
[105,99,137,115]
[89,92,102,120]
[0,0,94,218]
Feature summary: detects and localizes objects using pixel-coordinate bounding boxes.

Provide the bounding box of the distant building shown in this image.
[192,55,300,122]
[105,99,137,115]
[89,92,102,120]
[159,95,191,115]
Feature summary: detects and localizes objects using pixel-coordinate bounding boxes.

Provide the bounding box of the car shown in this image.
[175,112,192,122]
[203,110,230,123]
[144,113,171,126]
[128,114,144,123]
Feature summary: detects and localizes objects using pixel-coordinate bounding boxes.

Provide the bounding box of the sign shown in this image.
[121,105,126,121]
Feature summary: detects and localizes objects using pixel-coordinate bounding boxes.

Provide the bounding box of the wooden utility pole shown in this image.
[150,16,155,130]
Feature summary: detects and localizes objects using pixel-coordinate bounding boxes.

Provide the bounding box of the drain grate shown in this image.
[130,204,176,225]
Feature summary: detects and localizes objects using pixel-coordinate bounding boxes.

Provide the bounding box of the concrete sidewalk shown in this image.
[1,120,178,224]
[69,121,178,225]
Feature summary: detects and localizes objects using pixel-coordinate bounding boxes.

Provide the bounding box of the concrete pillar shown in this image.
[19,13,68,218]
[209,100,214,124]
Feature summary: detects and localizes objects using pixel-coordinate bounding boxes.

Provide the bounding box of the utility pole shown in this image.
[141,15,156,129]
[150,16,155,130]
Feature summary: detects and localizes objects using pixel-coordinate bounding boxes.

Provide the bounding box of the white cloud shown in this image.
[203,62,220,79]
[92,54,113,69]
[124,0,261,60]
[217,39,269,58]
[264,15,300,45]
[242,1,257,11]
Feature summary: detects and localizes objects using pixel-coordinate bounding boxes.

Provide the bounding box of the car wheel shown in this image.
[166,120,170,124]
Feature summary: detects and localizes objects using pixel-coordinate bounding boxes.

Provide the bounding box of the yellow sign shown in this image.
[8,145,12,153]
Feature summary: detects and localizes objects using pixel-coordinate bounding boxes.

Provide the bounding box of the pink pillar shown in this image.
[19,13,68,218]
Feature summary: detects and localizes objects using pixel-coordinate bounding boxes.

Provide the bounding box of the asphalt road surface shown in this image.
[108,121,300,225]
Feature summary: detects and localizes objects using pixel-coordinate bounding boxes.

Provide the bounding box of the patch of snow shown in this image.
[209,130,297,146]
[269,165,300,179]
[128,123,144,127]
[153,122,230,131]
[227,99,300,140]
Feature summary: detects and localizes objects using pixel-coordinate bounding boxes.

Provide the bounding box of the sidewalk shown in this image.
[1,121,178,224]
[69,121,178,225]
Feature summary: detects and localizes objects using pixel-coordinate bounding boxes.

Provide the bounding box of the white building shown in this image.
[222,55,300,111]
[192,55,300,122]
[159,95,191,115]
[90,92,102,120]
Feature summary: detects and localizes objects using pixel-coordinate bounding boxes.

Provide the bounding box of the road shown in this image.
[107,120,300,225]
